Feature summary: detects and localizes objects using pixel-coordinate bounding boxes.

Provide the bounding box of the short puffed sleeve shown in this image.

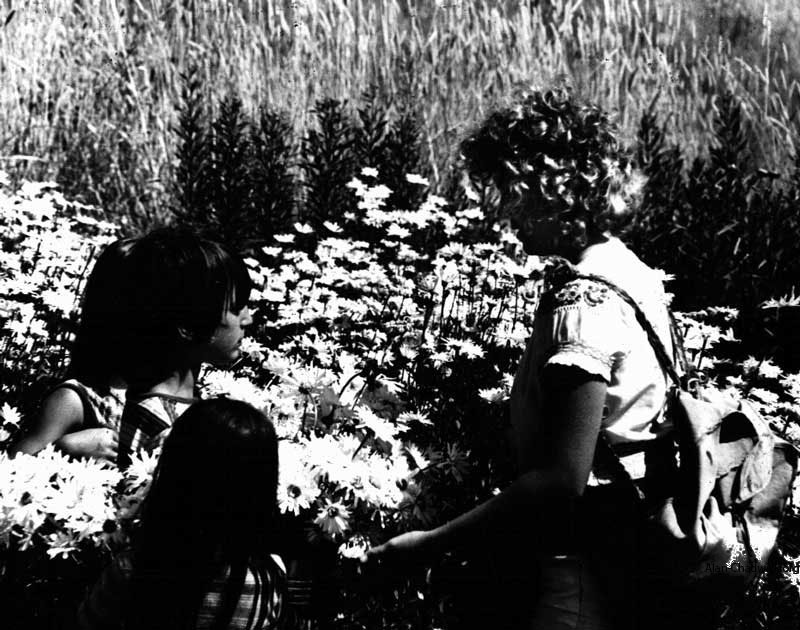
[536,279,632,382]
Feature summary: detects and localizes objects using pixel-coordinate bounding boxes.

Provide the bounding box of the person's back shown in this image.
[79,550,286,630]
[79,398,286,630]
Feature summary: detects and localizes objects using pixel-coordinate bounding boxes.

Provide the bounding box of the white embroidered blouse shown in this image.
[509,236,675,485]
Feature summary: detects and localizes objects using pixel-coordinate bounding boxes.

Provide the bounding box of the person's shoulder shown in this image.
[44,382,85,407]
[41,383,86,424]
[575,238,666,306]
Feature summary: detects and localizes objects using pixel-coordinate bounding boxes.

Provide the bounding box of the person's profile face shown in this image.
[204,304,253,366]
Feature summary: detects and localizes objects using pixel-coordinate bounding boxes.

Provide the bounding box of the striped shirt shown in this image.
[117,393,196,469]
[78,551,286,630]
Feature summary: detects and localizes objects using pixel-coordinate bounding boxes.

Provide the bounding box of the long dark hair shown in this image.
[65,238,136,392]
[126,398,280,630]
[119,227,252,389]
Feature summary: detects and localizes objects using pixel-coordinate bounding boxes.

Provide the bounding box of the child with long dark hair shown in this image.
[11,238,135,460]
[115,227,253,469]
[78,398,286,630]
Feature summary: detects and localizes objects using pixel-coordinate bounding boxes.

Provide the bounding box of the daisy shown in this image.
[405,173,429,186]
[338,535,369,560]
[314,500,350,537]
[397,411,432,426]
[294,222,314,234]
[323,221,343,233]
[355,406,398,443]
[404,444,429,471]
[479,387,506,403]
[278,473,321,516]
[1,403,21,426]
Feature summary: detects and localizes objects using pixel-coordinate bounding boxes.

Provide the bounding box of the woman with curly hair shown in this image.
[365,88,707,629]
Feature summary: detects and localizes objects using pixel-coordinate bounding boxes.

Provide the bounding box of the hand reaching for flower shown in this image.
[360,530,437,564]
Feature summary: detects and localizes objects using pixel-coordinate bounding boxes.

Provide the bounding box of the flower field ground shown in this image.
[1,171,800,628]
[2,0,800,628]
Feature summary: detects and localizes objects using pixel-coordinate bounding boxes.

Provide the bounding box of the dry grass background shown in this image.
[0,0,798,225]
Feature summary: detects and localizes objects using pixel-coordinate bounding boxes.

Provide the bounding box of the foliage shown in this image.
[299,98,359,230]
[250,107,297,242]
[170,86,428,253]
[2,0,799,227]
[630,91,800,322]
[172,63,213,234]
[0,177,119,420]
[173,85,292,250]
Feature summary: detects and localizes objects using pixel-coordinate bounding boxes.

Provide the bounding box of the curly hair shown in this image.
[460,87,645,242]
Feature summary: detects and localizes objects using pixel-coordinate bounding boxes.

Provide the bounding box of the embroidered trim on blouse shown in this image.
[542,279,613,311]
[544,342,614,371]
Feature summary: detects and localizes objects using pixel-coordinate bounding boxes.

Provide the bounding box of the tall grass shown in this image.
[0,0,798,226]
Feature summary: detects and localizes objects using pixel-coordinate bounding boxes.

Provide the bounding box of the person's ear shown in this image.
[177,326,196,342]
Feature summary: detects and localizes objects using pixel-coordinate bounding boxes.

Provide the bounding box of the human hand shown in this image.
[360,530,436,564]
[55,428,119,462]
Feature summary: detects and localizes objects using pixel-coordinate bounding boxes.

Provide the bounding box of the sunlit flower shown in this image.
[338,534,369,559]
[397,411,432,426]
[404,444,429,471]
[386,224,411,239]
[199,369,269,409]
[278,442,321,515]
[755,359,782,380]
[1,403,21,426]
[479,387,506,403]
[749,388,779,406]
[239,337,267,361]
[405,173,429,186]
[314,500,350,537]
[323,221,343,233]
[356,406,398,443]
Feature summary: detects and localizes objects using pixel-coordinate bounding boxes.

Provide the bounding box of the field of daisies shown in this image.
[1,169,800,628]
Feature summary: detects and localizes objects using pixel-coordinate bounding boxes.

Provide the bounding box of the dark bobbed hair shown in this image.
[460,87,645,239]
[65,238,137,391]
[119,227,251,388]
[126,398,279,630]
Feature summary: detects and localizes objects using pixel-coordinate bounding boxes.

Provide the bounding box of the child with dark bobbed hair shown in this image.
[115,227,253,469]
[12,238,135,460]
[79,397,286,630]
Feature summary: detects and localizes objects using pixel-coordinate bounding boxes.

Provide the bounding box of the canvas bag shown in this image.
[569,271,799,594]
